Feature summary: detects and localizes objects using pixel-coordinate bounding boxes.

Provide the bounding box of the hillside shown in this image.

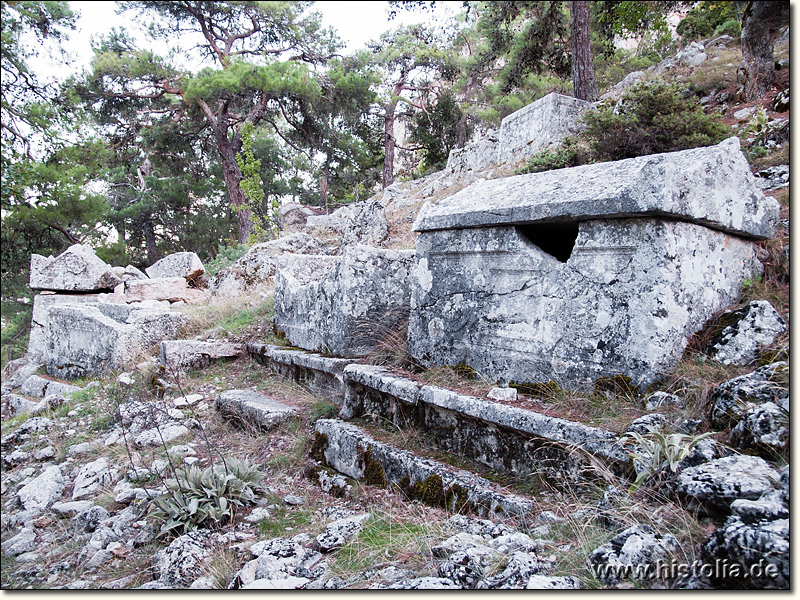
[0,28,790,590]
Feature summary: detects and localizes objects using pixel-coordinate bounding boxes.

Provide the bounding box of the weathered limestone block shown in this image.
[210,233,325,298]
[29,244,122,292]
[305,204,357,234]
[160,340,244,371]
[145,252,205,282]
[446,129,500,174]
[125,277,207,304]
[497,93,593,164]
[415,137,780,240]
[274,246,415,357]
[340,197,388,247]
[409,139,778,390]
[28,293,102,362]
[44,304,185,379]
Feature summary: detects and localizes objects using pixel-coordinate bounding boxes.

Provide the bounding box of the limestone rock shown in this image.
[72,457,119,500]
[729,401,788,456]
[19,375,51,397]
[386,577,461,589]
[209,233,325,298]
[754,164,789,191]
[340,197,389,247]
[498,93,593,164]
[586,524,680,586]
[314,513,371,553]
[160,340,244,372]
[29,244,122,292]
[7,393,37,417]
[707,301,787,365]
[709,362,788,429]
[278,202,314,232]
[527,575,581,589]
[28,293,102,362]
[676,455,781,515]
[644,391,683,411]
[151,531,213,588]
[18,465,65,511]
[145,252,204,282]
[125,277,207,304]
[1,528,37,556]
[446,129,500,175]
[675,42,707,67]
[274,246,415,357]
[216,390,298,431]
[134,423,189,447]
[305,204,357,234]
[414,138,779,239]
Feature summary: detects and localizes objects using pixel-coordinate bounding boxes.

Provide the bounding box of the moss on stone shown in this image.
[509,380,563,398]
[310,432,329,463]
[362,448,386,487]
[452,363,478,380]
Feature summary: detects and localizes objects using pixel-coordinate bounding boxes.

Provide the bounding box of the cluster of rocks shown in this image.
[26,245,211,379]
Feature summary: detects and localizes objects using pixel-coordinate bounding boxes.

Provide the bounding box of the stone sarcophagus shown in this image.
[408,138,780,391]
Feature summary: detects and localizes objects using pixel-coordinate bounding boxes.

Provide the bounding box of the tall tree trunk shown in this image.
[383,101,397,188]
[457,72,474,149]
[740,1,780,102]
[143,219,160,265]
[215,129,252,244]
[570,1,598,102]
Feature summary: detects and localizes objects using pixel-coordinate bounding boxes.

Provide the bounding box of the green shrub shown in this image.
[713,18,741,40]
[677,2,738,40]
[152,458,263,539]
[582,82,730,161]
[676,11,714,40]
[204,244,249,277]
[517,137,590,174]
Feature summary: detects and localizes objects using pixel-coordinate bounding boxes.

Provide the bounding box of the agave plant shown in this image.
[622,426,715,492]
[152,457,264,539]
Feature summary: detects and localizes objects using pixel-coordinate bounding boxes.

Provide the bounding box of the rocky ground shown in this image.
[1,32,790,590]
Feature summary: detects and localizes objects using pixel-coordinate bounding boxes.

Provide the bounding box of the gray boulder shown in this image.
[675,42,707,67]
[216,390,298,431]
[644,391,683,411]
[151,531,213,588]
[160,340,244,372]
[446,129,500,174]
[209,233,325,298]
[145,252,205,282]
[709,362,788,429]
[274,245,415,357]
[124,277,207,304]
[314,513,371,553]
[586,524,679,586]
[729,401,788,456]
[6,393,37,417]
[707,301,787,365]
[754,164,789,191]
[676,455,781,515]
[1,528,37,556]
[27,293,102,362]
[72,457,119,500]
[526,575,581,589]
[29,244,122,292]
[19,375,51,397]
[17,465,65,511]
[340,197,388,247]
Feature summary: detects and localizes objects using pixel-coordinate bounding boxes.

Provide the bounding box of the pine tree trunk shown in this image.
[143,219,160,265]
[216,130,252,244]
[383,103,397,188]
[740,1,779,101]
[570,1,598,102]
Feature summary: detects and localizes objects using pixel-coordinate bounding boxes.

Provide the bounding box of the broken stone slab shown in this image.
[209,233,325,298]
[314,419,534,517]
[124,277,207,304]
[497,93,593,165]
[419,386,628,465]
[1,528,37,557]
[145,252,205,282]
[409,216,763,391]
[72,457,119,501]
[44,304,185,379]
[29,244,122,292]
[274,245,415,357]
[248,343,355,404]
[18,465,65,511]
[216,390,298,431]
[414,137,780,240]
[160,340,244,372]
[305,204,357,234]
[706,301,787,366]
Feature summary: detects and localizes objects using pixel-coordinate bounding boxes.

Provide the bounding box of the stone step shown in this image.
[216,390,299,430]
[312,419,534,518]
[341,364,631,483]
[248,343,355,404]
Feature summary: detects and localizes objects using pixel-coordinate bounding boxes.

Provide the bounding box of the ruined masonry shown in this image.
[409,137,780,391]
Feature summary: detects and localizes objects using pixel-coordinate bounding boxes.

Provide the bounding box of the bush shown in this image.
[517,137,590,174]
[677,2,739,41]
[204,244,249,277]
[582,82,730,161]
[676,11,714,40]
[713,18,741,40]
